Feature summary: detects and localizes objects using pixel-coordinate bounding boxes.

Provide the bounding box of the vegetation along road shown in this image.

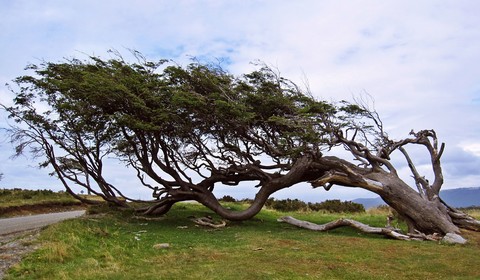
[0,210,85,235]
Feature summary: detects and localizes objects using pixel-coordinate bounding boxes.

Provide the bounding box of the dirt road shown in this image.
[0,210,85,235]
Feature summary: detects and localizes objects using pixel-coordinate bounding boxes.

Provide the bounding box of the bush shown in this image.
[239,198,254,204]
[308,199,365,213]
[219,195,236,202]
[266,198,309,212]
[266,198,365,213]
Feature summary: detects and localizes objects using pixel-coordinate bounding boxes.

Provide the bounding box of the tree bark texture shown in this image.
[277,216,467,243]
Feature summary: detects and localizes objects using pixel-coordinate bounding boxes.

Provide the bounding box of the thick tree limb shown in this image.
[310,160,384,193]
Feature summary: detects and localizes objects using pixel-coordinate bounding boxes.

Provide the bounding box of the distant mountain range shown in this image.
[353,187,480,209]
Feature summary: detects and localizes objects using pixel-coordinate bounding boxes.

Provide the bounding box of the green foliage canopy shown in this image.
[3,51,376,214]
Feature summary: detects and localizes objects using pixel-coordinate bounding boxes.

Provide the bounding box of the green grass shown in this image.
[5,203,480,280]
[0,188,79,207]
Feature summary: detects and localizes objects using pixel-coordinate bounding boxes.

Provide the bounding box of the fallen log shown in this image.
[277,216,448,241]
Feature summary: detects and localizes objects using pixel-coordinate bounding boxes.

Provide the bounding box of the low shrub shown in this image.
[266,198,308,212]
[219,195,236,202]
[266,198,365,213]
[308,199,365,213]
[239,198,254,204]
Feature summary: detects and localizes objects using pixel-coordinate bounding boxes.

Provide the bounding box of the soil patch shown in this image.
[0,201,85,218]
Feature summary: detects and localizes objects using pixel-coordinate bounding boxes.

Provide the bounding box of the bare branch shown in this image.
[278,216,413,241]
[398,146,428,199]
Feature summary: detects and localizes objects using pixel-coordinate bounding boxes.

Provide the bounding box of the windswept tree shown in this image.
[3,51,479,242]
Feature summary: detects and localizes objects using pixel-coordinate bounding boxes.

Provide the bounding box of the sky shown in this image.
[0,0,479,202]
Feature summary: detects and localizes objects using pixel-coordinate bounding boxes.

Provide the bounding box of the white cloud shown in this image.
[461,143,480,157]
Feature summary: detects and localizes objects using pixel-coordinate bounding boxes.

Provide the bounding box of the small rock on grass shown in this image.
[442,233,467,245]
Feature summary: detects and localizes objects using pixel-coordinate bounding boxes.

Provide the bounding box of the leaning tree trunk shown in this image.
[375,173,460,235]
[379,184,480,234]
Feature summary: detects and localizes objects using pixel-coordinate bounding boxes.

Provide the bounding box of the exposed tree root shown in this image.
[132,215,166,221]
[192,216,227,228]
[448,209,480,232]
[277,216,466,243]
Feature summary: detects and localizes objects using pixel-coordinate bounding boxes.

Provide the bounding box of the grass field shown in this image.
[0,189,83,217]
[4,202,480,280]
[0,189,77,207]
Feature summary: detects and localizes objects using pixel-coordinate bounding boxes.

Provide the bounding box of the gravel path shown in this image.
[0,229,41,279]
